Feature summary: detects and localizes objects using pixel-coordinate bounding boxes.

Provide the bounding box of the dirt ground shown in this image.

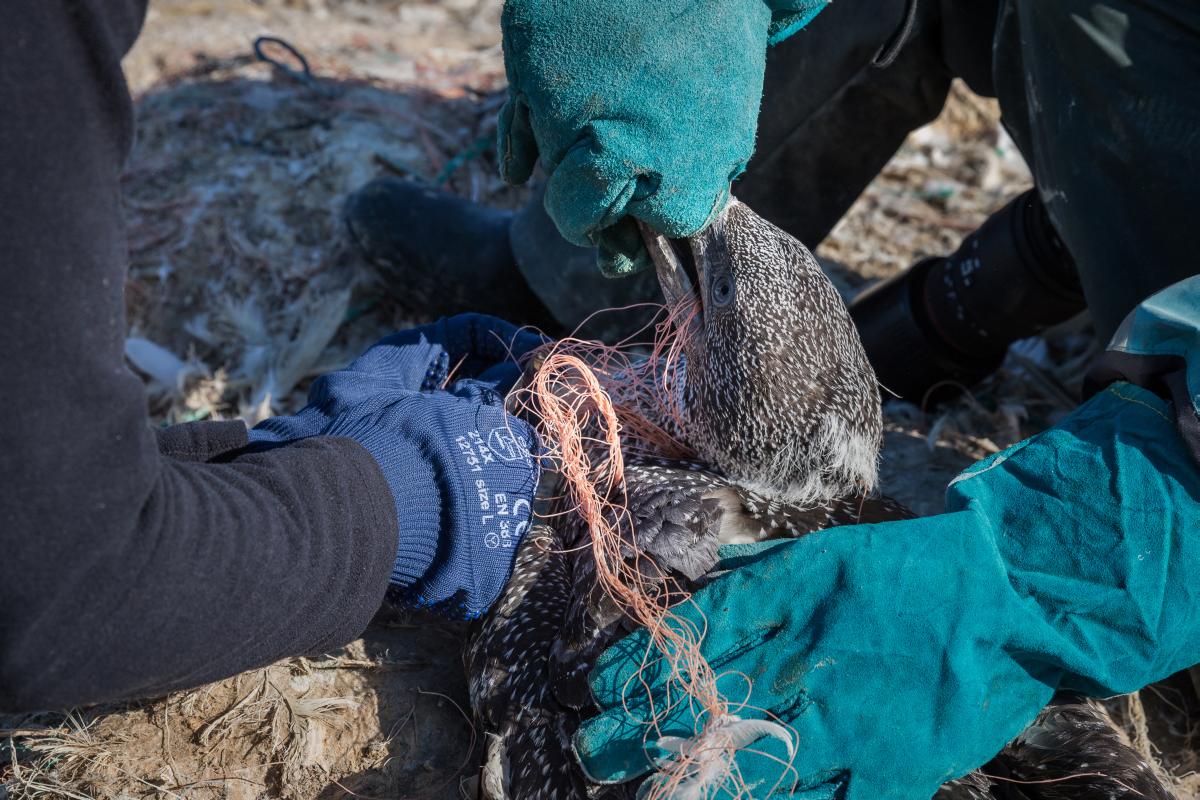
[2,1,1197,798]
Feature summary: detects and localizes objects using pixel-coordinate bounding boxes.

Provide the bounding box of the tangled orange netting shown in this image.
[506,301,798,799]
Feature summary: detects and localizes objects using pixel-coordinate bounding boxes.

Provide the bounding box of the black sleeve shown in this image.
[0,1,399,711]
[155,419,255,462]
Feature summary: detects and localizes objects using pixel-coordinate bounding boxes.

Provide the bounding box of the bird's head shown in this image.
[640,198,882,506]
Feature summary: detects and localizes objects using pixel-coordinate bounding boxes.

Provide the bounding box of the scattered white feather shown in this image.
[651,714,796,800]
[125,336,207,396]
[263,287,353,408]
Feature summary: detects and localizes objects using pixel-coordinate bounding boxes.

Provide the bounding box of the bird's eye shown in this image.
[710,274,735,308]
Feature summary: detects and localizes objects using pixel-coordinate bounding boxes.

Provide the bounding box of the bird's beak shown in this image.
[638,220,698,311]
[639,201,735,335]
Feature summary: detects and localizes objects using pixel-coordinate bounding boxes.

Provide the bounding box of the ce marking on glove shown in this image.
[488,427,531,464]
[481,494,530,550]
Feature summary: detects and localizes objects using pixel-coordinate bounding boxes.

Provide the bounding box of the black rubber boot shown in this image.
[850,189,1087,407]
[344,178,560,331]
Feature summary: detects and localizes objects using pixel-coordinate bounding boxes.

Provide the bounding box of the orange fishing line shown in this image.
[509,300,794,799]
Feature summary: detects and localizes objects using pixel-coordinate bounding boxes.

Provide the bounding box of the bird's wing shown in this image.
[995,694,1178,800]
[622,457,732,581]
[550,456,732,710]
[736,485,915,536]
[934,771,998,800]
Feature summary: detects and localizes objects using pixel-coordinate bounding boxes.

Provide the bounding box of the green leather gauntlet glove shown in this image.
[498,0,828,276]
[575,381,1200,798]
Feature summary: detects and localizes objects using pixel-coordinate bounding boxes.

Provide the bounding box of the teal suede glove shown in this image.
[575,382,1200,798]
[498,0,828,276]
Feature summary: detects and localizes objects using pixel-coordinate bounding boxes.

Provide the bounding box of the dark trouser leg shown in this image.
[996,0,1200,340]
[510,184,662,340]
[740,0,963,244]
[513,0,967,333]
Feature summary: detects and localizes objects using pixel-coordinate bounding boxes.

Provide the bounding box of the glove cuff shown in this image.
[384,446,444,588]
[247,406,325,444]
[324,416,444,588]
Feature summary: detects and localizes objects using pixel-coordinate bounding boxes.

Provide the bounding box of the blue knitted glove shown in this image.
[499,0,827,276]
[575,383,1200,797]
[250,320,543,618]
[348,312,548,395]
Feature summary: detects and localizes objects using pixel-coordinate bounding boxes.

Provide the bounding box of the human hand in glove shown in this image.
[575,381,1200,798]
[498,0,828,276]
[250,314,548,617]
[332,311,549,395]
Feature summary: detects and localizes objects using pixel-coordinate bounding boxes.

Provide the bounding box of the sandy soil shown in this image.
[2,1,1196,798]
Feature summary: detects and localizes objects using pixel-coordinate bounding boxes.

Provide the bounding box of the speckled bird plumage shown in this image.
[465,199,1175,800]
[669,200,882,507]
